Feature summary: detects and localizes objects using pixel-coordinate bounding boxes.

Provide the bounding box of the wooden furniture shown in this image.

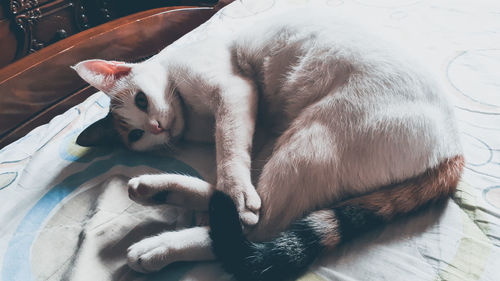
[0,0,219,69]
[80,1,219,25]
[0,0,85,68]
[0,0,233,149]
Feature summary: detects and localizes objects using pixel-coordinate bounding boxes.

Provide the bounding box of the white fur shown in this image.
[128,174,213,210]
[74,8,462,271]
[127,226,214,273]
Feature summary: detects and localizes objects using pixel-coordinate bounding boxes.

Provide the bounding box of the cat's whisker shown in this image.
[110,103,124,111]
[260,265,273,275]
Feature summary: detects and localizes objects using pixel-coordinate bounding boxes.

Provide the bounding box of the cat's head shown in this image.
[72,59,184,151]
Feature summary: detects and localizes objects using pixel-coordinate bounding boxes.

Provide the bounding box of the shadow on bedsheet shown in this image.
[3,141,224,281]
[15,141,449,281]
[29,174,228,281]
[30,174,448,281]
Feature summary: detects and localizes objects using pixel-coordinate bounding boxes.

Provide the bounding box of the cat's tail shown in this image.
[209,155,464,281]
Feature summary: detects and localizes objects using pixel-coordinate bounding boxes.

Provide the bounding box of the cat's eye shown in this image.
[135,91,148,111]
[128,129,144,143]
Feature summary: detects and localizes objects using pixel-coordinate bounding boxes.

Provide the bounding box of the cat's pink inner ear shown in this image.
[73,59,131,92]
[85,60,131,79]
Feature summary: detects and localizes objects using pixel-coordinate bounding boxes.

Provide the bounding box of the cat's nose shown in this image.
[148,120,164,135]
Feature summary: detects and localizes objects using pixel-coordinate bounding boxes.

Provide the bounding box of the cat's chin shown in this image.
[167,132,183,145]
[153,131,183,151]
[170,120,185,141]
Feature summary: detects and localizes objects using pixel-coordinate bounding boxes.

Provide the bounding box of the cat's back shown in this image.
[231,8,403,71]
[231,8,435,99]
[231,9,461,184]
[231,8,451,120]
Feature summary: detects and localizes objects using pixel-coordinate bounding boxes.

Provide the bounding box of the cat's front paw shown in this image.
[219,182,261,227]
[127,176,161,206]
[128,174,214,210]
[127,234,178,273]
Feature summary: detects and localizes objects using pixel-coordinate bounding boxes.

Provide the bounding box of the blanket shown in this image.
[1,0,499,280]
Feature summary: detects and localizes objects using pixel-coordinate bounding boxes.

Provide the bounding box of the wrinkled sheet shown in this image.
[1,0,499,280]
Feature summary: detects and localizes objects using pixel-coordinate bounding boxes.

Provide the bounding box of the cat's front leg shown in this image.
[215,78,261,226]
[128,174,213,211]
[127,226,214,273]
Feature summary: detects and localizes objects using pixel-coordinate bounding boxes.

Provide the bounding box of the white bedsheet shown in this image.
[1,1,499,280]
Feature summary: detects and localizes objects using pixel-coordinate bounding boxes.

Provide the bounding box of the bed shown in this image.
[0,0,499,280]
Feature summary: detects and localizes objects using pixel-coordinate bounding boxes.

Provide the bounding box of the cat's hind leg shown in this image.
[127,226,214,273]
[128,174,213,211]
[248,99,344,241]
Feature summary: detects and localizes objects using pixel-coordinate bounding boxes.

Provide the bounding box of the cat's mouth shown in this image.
[155,128,172,139]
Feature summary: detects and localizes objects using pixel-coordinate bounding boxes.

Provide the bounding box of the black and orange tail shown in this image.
[209,155,464,281]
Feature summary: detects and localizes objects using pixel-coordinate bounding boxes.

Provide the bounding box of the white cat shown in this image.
[73,9,464,281]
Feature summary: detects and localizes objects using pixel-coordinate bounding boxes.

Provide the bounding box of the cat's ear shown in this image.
[72,59,131,92]
[76,113,121,147]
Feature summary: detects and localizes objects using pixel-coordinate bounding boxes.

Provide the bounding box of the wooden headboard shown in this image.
[0,1,232,149]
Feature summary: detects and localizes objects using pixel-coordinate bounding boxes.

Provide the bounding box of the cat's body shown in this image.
[73,9,463,281]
